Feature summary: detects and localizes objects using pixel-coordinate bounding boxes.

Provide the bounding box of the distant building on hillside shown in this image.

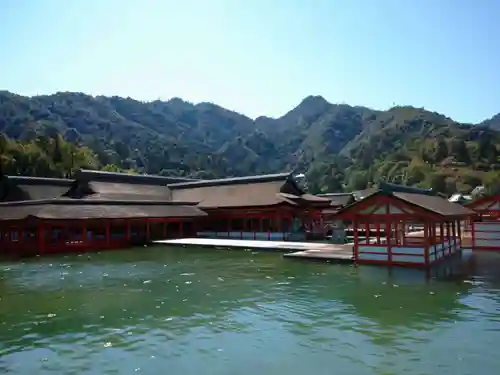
[448,193,472,205]
[471,185,485,198]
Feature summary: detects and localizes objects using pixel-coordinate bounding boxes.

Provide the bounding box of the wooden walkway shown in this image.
[283,244,353,262]
[154,238,354,262]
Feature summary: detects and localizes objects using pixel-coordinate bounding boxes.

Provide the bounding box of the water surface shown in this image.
[1,247,499,375]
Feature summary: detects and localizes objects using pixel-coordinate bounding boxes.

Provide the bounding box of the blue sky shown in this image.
[0,0,498,123]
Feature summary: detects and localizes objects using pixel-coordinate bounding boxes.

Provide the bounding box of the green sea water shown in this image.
[0,246,499,375]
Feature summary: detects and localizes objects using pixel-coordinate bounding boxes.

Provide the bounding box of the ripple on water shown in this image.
[1,247,500,375]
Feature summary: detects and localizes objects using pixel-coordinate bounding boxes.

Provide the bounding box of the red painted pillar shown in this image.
[253,217,256,240]
[434,223,438,255]
[457,219,462,249]
[259,217,263,240]
[471,220,476,248]
[387,220,392,265]
[126,220,131,241]
[428,223,433,259]
[363,222,368,244]
[278,215,283,241]
[268,216,271,240]
[285,215,290,241]
[433,223,438,258]
[353,219,359,265]
[82,221,87,246]
[146,220,150,241]
[179,221,184,238]
[402,220,407,247]
[105,220,110,247]
[240,218,243,240]
[424,222,430,267]
[440,222,444,249]
[46,224,51,250]
[446,221,452,255]
[61,224,67,247]
[451,221,456,252]
[403,221,407,243]
[439,222,447,256]
[163,220,167,237]
[38,221,45,254]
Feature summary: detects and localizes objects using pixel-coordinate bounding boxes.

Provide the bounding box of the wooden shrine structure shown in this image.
[467,194,500,250]
[333,189,475,268]
[0,171,205,257]
[0,170,340,257]
[168,173,332,241]
[0,199,206,257]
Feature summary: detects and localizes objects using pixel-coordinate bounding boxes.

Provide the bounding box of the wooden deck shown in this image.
[283,244,354,262]
[154,238,354,262]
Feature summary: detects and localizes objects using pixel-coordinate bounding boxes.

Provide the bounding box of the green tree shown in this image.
[53,134,63,163]
[346,170,369,191]
[483,171,500,195]
[102,164,121,172]
[432,140,448,163]
[477,136,497,163]
[427,173,447,194]
[0,134,99,177]
[461,174,482,189]
[405,161,430,185]
[449,139,470,162]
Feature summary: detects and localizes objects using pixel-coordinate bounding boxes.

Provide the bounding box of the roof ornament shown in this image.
[293,173,308,192]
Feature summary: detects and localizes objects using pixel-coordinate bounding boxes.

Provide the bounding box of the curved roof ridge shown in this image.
[76,169,199,185]
[168,172,293,189]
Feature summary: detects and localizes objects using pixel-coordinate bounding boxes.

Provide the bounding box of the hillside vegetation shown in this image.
[1,90,500,195]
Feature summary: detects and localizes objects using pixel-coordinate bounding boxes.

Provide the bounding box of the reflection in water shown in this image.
[0,247,499,375]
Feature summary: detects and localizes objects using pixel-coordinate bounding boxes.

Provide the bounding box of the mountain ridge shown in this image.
[1,90,500,195]
[8,89,498,124]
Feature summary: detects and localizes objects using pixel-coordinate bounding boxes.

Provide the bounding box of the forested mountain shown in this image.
[479,112,500,130]
[1,90,500,195]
